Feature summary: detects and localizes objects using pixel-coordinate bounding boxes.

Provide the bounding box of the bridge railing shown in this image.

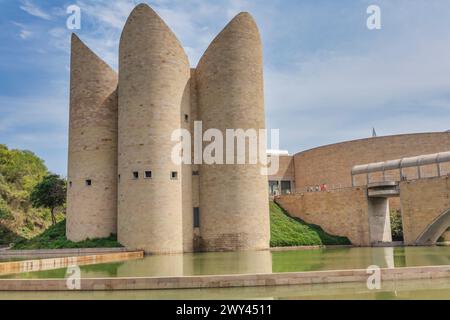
[351,151,450,187]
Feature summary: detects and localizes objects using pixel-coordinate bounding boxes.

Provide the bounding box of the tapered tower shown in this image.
[117,4,191,253]
[66,34,118,241]
[195,13,270,251]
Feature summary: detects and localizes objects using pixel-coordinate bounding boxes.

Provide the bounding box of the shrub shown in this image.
[390,210,404,241]
[0,198,13,220]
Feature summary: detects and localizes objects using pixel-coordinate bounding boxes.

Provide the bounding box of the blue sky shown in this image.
[1,0,450,175]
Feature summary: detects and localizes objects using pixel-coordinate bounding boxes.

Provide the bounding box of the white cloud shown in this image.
[12,22,33,40]
[263,0,450,153]
[48,27,71,53]
[72,0,252,67]
[76,0,134,29]
[7,0,450,171]
[19,29,32,39]
[19,0,52,20]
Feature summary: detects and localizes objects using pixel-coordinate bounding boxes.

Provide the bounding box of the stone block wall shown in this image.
[294,132,450,191]
[400,176,450,245]
[276,188,371,246]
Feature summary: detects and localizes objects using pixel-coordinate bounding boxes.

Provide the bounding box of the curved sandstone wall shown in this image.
[67,35,118,241]
[196,13,270,251]
[117,4,190,254]
[294,132,450,190]
[276,189,371,246]
[400,176,450,245]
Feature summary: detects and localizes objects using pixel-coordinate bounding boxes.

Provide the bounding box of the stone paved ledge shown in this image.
[1,265,450,291]
[0,247,128,259]
[0,251,144,276]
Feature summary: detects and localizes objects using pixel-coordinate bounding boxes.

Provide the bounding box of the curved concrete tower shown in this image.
[196,13,270,251]
[67,34,118,242]
[118,4,190,253]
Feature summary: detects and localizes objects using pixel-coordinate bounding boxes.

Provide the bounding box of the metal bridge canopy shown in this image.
[351,151,450,186]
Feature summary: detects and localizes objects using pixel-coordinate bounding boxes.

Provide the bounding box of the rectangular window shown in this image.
[145,171,152,179]
[281,181,292,195]
[184,114,189,122]
[192,171,200,176]
[269,181,279,196]
[193,207,200,228]
[85,180,92,186]
[171,171,178,180]
[133,172,139,179]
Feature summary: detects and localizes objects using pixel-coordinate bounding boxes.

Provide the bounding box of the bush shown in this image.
[390,210,403,241]
[0,198,13,220]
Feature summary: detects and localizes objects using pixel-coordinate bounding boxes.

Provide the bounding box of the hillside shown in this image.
[270,201,350,247]
[13,220,121,249]
[0,144,62,245]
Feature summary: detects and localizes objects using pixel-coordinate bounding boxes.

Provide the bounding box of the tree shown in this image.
[30,175,66,225]
[0,145,47,192]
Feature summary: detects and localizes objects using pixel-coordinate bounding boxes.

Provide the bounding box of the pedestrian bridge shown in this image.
[275,151,450,247]
[367,181,399,198]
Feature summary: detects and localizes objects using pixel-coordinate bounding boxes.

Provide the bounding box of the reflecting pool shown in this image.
[0,278,450,300]
[2,246,450,279]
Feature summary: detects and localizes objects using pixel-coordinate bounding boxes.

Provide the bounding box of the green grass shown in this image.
[270,202,351,247]
[12,220,122,250]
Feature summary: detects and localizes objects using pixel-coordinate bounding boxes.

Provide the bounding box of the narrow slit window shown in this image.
[171,171,178,180]
[184,114,189,122]
[145,171,152,179]
[193,207,200,228]
[69,181,73,188]
[133,172,139,179]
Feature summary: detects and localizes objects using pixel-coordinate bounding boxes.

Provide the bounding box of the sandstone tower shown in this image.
[67,35,118,241]
[67,3,269,253]
[117,5,190,254]
[195,13,270,251]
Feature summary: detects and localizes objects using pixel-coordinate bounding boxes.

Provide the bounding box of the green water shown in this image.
[0,278,450,300]
[1,247,450,300]
[2,246,450,280]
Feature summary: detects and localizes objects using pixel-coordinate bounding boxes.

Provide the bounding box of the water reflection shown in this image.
[403,246,450,267]
[117,254,184,277]
[116,250,272,278]
[2,246,450,279]
[1,278,450,300]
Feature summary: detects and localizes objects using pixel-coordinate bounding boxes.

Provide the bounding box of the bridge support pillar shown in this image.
[368,198,393,244]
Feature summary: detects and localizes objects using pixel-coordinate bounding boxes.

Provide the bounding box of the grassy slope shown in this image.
[13,220,122,250]
[270,202,350,247]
